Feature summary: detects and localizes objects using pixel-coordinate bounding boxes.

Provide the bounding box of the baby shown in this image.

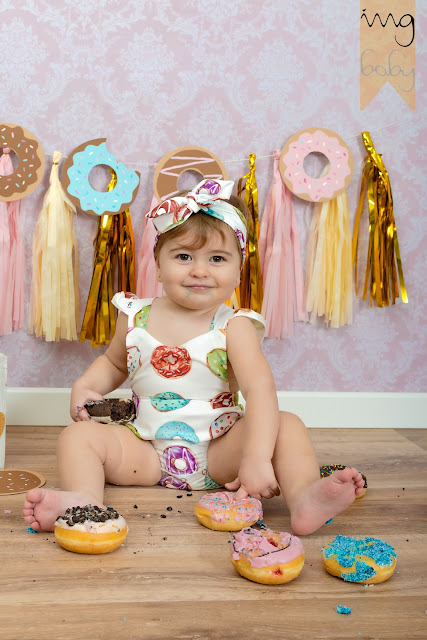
[24,178,364,534]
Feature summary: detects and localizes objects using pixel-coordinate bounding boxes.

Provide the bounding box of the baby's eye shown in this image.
[177,253,191,261]
[211,255,225,263]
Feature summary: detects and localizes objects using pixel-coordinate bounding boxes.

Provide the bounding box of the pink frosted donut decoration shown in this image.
[194,491,263,531]
[279,128,353,202]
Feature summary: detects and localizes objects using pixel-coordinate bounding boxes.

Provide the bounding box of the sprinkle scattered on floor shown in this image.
[27,527,38,533]
[336,605,352,615]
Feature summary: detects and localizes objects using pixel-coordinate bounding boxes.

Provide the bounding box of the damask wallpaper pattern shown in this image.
[0,0,425,391]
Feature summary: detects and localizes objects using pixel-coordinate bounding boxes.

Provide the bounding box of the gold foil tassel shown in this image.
[237,153,263,312]
[352,132,408,307]
[80,170,136,347]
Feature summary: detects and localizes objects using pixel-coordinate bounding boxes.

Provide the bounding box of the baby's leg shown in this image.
[23,422,161,532]
[272,412,364,535]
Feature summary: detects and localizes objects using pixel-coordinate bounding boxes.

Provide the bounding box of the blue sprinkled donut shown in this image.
[155,421,199,444]
[322,535,396,584]
[62,138,140,216]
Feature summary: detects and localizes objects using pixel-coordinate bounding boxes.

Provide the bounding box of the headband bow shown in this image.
[146,179,247,260]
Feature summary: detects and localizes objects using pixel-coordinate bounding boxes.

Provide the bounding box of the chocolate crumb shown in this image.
[134,470,137,473]
[187,493,192,496]
[160,514,167,518]
[133,505,138,509]
[177,495,182,498]
[163,537,167,540]
[166,506,173,511]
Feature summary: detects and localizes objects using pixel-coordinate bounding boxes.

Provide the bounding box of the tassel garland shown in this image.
[305,184,353,327]
[29,151,79,340]
[79,169,136,347]
[237,153,263,313]
[352,132,407,307]
[259,151,306,337]
[0,149,24,334]
[136,194,163,298]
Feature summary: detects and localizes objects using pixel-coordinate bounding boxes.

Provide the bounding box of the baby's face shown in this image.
[156,228,241,311]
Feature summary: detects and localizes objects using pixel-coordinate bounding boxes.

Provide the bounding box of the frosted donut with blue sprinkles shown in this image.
[62,138,140,216]
[155,421,199,444]
[321,535,396,584]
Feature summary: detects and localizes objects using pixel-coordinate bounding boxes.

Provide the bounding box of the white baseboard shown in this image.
[4,388,427,428]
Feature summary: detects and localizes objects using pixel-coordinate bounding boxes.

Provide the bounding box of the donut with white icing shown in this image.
[153,146,228,201]
[0,123,45,201]
[54,505,128,554]
[230,527,305,584]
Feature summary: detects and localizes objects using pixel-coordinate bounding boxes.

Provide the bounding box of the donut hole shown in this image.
[177,169,206,193]
[88,164,117,192]
[0,149,19,175]
[303,152,330,179]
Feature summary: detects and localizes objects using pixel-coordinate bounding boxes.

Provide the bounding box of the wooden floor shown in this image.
[1,426,426,640]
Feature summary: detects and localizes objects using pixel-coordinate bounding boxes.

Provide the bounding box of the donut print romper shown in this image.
[112,293,265,491]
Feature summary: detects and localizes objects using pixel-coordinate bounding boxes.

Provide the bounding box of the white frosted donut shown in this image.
[54,505,128,554]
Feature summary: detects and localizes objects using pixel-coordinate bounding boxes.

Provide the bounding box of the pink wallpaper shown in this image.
[0,1,425,392]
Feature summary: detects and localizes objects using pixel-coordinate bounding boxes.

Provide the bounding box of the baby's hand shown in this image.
[225,457,280,501]
[70,385,104,422]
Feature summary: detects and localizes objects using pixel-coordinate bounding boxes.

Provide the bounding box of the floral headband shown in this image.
[146,179,247,260]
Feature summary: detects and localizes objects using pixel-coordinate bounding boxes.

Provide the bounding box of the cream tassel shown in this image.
[29,151,79,341]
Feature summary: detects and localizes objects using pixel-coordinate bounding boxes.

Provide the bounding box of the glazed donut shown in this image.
[153,145,228,201]
[62,138,140,216]
[280,128,353,202]
[230,526,305,585]
[163,444,198,476]
[150,345,192,378]
[0,123,45,202]
[206,348,227,381]
[322,535,396,584]
[150,392,190,412]
[195,491,263,531]
[54,505,128,554]
[320,464,367,499]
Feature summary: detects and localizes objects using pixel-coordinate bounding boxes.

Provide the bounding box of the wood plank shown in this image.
[1,426,426,640]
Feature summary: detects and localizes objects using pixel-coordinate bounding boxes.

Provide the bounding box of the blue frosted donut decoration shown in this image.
[150,392,190,412]
[155,421,199,444]
[62,138,140,216]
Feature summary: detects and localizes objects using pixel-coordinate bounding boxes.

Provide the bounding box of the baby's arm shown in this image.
[226,317,281,500]
[70,312,129,421]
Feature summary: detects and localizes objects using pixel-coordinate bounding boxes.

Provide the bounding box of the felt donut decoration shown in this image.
[153,145,228,201]
[62,138,140,216]
[279,128,353,203]
[0,123,45,201]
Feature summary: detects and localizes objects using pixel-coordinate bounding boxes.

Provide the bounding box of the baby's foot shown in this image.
[290,468,364,536]
[23,488,105,533]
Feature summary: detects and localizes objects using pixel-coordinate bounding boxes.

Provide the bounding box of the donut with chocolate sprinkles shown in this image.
[54,504,128,554]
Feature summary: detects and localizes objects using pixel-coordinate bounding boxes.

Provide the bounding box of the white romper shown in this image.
[112,292,265,491]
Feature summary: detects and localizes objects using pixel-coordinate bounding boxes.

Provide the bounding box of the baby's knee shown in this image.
[57,421,99,450]
[278,411,307,434]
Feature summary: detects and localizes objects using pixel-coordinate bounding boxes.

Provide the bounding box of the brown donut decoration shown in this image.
[0,123,45,202]
[153,145,228,201]
[62,138,141,216]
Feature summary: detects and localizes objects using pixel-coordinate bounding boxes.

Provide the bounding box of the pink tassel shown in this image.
[260,151,306,338]
[136,194,164,298]
[0,148,23,334]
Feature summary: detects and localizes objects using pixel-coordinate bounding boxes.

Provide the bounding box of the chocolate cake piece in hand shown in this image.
[85,398,136,425]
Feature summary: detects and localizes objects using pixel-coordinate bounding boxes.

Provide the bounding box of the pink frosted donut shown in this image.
[280,128,353,202]
[194,491,263,531]
[230,527,305,584]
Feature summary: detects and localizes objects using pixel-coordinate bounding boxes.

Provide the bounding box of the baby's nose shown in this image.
[189,260,209,276]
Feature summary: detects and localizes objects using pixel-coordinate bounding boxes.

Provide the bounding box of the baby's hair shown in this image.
[153,191,249,261]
